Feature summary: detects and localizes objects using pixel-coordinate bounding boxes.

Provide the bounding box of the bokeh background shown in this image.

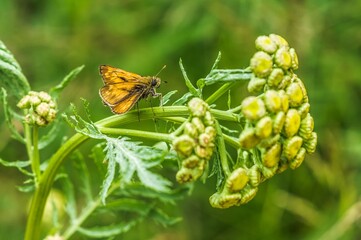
[1,0,361,239]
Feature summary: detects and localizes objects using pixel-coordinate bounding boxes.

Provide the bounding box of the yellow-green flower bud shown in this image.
[290,48,299,70]
[205,126,216,140]
[264,90,281,112]
[261,165,278,179]
[45,109,57,123]
[250,51,273,77]
[248,165,261,187]
[269,34,289,48]
[283,136,303,161]
[279,90,289,112]
[184,122,198,138]
[259,134,280,148]
[247,76,266,93]
[173,135,196,157]
[277,161,288,174]
[275,47,292,70]
[176,167,204,183]
[195,145,213,159]
[299,114,314,140]
[191,117,205,134]
[255,35,277,54]
[239,128,261,149]
[255,116,273,139]
[198,133,214,147]
[298,102,310,119]
[284,109,301,137]
[188,97,208,117]
[278,75,292,90]
[38,91,52,103]
[262,143,281,168]
[273,111,286,134]
[289,147,306,169]
[226,168,249,193]
[25,114,35,125]
[268,68,284,88]
[286,82,304,107]
[203,111,215,126]
[182,155,201,169]
[29,95,41,106]
[35,115,47,126]
[17,95,31,109]
[35,102,50,117]
[294,77,309,103]
[241,96,266,121]
[304,132,317,154]
[209,192,242,209]
[240,186,258,204]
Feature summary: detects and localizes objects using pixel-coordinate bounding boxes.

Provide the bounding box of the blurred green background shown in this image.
[1,0,361,239]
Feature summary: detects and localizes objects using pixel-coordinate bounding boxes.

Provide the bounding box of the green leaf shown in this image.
[0,41,30,100]
[204,68,253,85]
[172,92,193,106]
[149,208,182,227]
[102,198,153,215]
[0,88,25,143]
[49,65,84,99]
[77,220,140,238]
[179,58,200,96]
[0,158,32,176]
[162,90,177,105]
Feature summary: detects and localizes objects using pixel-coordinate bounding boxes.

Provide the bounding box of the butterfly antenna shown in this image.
[155,65,166,77]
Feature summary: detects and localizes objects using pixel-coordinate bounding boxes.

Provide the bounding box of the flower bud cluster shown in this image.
[17,91,57,126]
[173,98,216,183]
[210,34,317,208]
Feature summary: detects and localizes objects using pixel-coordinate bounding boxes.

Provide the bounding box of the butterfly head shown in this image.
[151,77,161,88]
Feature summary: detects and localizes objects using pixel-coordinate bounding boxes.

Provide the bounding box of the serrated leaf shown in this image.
[103,198,153,215]
[204,68,252,85]
[77,219,140,238]
[0,41,30,100]
[162,90,177,106]
[0,88,25,143]
[149,208,182,227]
[0,158,32,175]
[50,65,84,99]
[179,58,200,97]
[172,92,192,106]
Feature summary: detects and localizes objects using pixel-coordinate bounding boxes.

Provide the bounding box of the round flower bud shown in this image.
[290,48,299,70]
[226,168,249,193]
[299,114,314,140]
[182,155,201,169]
[298,102,310,119]
[275,47,292,70]
[191,117,205,134]
[209,192,242,209]
[195,145,213,159]
[35,102,50,117]
[38,91,52,103]
[204,126,216,140]
[289,147,306,169]
[259,134,280,148]
[247,76,266,93]
[262,143,281,168]
[255,116,273,139]
[250,51,273,77]
[198,133,214,147]
[239,128,260,149]
[176,167,203,183]
[278,75,292,90]
[261,164,278,179]
[294,77,309,103]
[248,165,261,187]
[286,82,304,107]
[184,122,198,138]
[172,135,196,157]
[269,34,289,48]
[268,68,284,88]
[279,90,289,112]
[188,97,208,117]
[203,111,215,126]
[304,132,317,154]
[273,111,286,134]
[283,136,303,161]
[29,95,41,106]
[45,109,57,123]
[241,96,266,121]
[284,109,301,137]
[264,90,281,112]
[17,95,31,109]
[240,187,258,204]
[35,115,47,126]
[255,35,277,54]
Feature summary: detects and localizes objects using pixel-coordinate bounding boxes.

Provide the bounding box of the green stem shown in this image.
[32,126,41,182]
[215,120,231,176]
[99,127,174,142]
[205,82,236,105]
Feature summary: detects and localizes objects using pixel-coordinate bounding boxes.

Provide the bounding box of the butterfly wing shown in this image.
[110,91,144,114]
[99,82,147,105]
[99,65,142,84]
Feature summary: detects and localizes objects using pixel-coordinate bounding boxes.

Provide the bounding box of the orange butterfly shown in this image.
[99,65,163,114]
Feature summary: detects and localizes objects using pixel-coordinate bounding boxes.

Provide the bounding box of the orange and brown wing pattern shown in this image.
[110,92,144,114]
[99,65,142,84]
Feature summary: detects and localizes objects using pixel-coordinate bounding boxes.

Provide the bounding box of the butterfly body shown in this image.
[99,65,162,114]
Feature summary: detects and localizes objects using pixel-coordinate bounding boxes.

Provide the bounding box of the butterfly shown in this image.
[99,65,163,114]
